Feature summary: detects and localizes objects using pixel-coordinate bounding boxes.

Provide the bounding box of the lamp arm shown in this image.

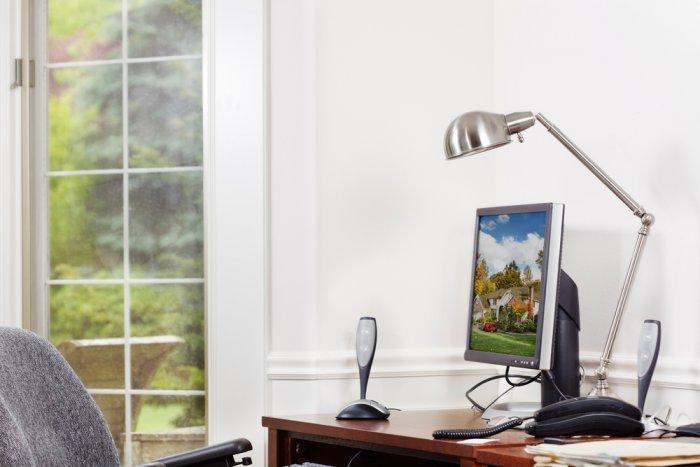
[535,114,645,217]
[534,113,655,396]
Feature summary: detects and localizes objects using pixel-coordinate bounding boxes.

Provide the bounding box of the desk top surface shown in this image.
[262,408,535,458]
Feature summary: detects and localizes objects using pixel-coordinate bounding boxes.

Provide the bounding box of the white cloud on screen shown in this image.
[479,231,544,280]
[497,214,510,224]
[480,220,497,231]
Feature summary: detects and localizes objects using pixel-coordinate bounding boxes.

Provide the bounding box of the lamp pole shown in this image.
[535,113,655,396]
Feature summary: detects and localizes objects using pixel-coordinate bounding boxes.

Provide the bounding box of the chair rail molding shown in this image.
[267,347,700,392]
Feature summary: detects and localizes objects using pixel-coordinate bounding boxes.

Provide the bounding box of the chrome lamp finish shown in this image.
[444,110,654,398]
[444,111,535,159]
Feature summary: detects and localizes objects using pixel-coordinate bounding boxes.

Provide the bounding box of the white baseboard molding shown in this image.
[267,347,700,392]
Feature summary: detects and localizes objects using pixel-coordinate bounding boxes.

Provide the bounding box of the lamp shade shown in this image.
[444,111,510,159]
[443,111,535,160]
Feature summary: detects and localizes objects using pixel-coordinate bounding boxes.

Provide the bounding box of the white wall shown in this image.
[269,0,700,421]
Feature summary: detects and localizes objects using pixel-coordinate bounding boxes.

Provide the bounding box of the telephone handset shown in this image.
[433,396,644,440]
[524,396,645,437]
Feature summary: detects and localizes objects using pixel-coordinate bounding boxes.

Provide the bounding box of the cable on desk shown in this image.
[432,417,527,440]
[466,366,540,412]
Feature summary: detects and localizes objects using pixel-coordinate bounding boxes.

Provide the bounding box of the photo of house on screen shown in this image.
[473,286,539,322]
[469,211,547,356]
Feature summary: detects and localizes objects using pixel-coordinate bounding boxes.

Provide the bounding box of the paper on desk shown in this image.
[635,458,700,467]
[457,438,499,445]
[527,440,700,466]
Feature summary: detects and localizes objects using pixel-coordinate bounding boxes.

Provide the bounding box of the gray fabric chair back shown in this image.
[0,327,119,466]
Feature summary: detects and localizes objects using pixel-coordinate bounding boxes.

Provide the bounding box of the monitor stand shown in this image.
[482,270,581,422]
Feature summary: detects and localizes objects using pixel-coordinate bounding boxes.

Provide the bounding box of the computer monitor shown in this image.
[464,203,580,416]
[465,203,563,370]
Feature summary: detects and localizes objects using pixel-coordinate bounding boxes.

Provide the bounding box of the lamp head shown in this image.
[444,111,535,160]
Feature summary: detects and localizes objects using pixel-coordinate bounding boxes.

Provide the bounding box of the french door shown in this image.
[30,1,207,464]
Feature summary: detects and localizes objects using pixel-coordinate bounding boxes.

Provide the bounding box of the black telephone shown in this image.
[433,396,644,440]
[524,396,644,437]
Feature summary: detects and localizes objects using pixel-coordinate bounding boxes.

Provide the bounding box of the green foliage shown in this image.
[128,0,202,59]
[128,59,203,168]
[48,0,122,61]
[50,284,124,343]
[495,305,536,334]
[497,305,517,332]
[131,284,204,391]
[473,256,493,296]
[522,319,537,333]
[490,262,523,290]
[532,279,541,295]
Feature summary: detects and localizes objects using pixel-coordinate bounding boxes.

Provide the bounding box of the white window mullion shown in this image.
[31,0,50,337]
[46,278,205,286]
[88,389,206,397]
[46,166,204,178]
[46,53,203,70]
[121,1,132,463]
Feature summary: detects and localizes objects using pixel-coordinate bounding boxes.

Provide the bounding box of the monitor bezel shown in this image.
[463,203,556,370]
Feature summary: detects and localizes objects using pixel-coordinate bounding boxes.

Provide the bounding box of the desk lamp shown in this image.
[444,111,654,398]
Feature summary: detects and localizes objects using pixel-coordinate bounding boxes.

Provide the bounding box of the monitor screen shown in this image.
[465,203,564,369]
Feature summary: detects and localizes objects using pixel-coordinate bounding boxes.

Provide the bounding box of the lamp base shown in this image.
[587,381,621,399]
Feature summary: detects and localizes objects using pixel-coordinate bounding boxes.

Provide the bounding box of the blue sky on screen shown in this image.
[477,211,547,280]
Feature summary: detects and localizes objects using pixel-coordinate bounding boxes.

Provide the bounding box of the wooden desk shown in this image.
[262,409,536,466]
[476,445,535,466]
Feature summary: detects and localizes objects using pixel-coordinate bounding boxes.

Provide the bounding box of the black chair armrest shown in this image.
[143,438,253,467]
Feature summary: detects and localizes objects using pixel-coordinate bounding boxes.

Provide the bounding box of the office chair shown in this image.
[0,327,252,466]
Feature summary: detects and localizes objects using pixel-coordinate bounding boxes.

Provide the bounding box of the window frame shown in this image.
[0,0,24,329]
[29,1,210,464]
[25,0,267,464]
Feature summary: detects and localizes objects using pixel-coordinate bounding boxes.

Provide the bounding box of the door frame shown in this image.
[205,0,268,462]
[0,0,24,328]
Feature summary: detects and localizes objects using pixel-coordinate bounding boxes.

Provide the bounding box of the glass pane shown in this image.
[92,395,127,460]
[48,0,122,63]
[50,175,123,279]
[131,284,204,390]
[131,395,205,464]
[51,285,124,392]
[129,172,203,278]
[128,0,202,58]
[50,284,124,344]
[49,65,123,171]
[128,60,203,168]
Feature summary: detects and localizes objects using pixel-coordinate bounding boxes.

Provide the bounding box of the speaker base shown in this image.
[336,399,390,420]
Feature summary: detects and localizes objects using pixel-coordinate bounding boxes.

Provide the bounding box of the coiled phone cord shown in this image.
[432,417,526,440]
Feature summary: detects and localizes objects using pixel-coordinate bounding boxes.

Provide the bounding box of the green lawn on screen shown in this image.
[470,327,536,356]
